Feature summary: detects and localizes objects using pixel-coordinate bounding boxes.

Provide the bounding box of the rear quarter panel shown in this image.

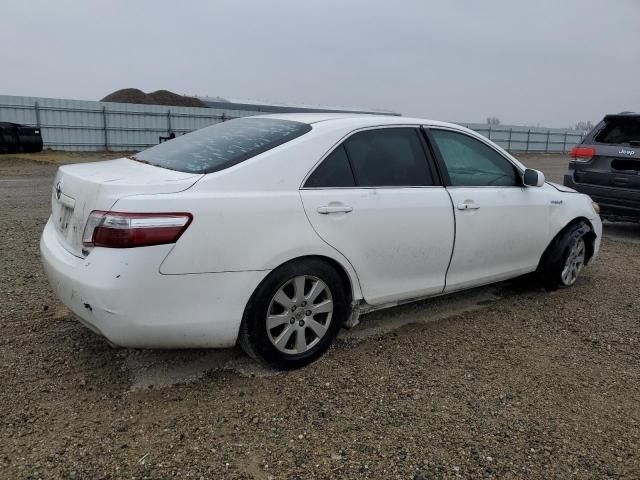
[111,126,364,300]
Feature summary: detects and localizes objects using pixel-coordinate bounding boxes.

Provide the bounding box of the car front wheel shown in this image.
[238,259,348,370]
[538,221,592,290]
[560,237,586,286]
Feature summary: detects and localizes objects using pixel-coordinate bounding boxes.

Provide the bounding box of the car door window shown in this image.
[304,145,355,188]
[344,128,433,187]
[304,127,434,188]
[430,129,519,187]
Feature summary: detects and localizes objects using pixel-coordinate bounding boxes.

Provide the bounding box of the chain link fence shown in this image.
[462,124,585,153]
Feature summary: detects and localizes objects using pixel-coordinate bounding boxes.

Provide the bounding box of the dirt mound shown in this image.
[147,90,207,107]
[101,88,207,108]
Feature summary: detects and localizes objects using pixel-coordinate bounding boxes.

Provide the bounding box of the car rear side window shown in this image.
[304,127,433,188]
[429,129,519,187]
[345,128,433,187]
[305,145,355,188]
[134,117,311,174]
[594,117,640,145]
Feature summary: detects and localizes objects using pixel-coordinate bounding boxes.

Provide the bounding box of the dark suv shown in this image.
[564,113,640,221]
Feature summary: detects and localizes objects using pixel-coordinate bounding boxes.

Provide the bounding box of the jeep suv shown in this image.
[564,113,640,221]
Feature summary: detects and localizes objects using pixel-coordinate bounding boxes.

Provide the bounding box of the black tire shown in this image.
[538,221,591,291]
[238,258,348,370]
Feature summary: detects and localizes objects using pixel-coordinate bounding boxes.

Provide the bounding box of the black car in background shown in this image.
[0,122,43,153]
[564,113,640,222]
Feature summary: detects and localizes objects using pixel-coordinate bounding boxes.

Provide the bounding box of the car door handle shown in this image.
[317,205,353,214]
[457,202,480,210]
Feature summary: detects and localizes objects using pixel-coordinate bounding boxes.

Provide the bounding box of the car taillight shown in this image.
[570,146,595,162]
[82,211,192,248]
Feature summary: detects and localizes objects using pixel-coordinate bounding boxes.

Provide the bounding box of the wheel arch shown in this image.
[264,254,358,305]
[539,216,597,271]
[241,253,361,329]
[305,255,356,306]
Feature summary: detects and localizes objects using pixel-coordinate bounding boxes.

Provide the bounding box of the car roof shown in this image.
[604,112,640,120]
[256,112,525,171]
[259,112,463,130]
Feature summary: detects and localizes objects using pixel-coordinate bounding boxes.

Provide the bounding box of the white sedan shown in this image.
[41,114,602,369]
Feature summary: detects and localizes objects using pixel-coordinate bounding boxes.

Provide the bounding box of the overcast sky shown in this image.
[1,0,638,127]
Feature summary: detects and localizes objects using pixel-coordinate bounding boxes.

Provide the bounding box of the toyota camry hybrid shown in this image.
[41,114,602,369]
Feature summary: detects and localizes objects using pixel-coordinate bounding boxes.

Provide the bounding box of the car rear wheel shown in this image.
[238,259,347,370]
[538,221,591,290]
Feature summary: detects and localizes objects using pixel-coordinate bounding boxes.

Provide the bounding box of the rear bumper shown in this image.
[40,218,269,348]
[564,174,640,221]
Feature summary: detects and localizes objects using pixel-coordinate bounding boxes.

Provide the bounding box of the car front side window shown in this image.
[429,129,520,187]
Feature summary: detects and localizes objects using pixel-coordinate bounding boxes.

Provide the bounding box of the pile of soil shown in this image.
[101,88,207,108]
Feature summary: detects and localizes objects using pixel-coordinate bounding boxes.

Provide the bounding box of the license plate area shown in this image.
[55,204,74,234]
[611,159,640,174]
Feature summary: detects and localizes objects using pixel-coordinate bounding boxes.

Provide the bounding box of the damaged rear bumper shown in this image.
[40,218,268,349]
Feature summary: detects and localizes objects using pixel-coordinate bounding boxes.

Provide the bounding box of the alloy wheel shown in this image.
[561,238,586,286]
[266,275,334,355]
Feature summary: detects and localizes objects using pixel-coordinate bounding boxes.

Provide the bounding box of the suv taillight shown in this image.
[82,211,192,248]
[570,146,595,162]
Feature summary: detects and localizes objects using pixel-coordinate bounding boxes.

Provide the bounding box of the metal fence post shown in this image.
[487,125,492,141]
[507,128,512,151]
[545,130,550,153]
[562,131,568,153]
[34,101,41,129]
[102,106,109,151]
[221,112,226,123]
[526,129,531,152]
[167,109,172,133]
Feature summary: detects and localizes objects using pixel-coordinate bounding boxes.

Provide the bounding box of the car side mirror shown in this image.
[523,168,545,187]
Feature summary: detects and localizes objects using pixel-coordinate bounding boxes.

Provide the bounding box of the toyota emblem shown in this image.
[55,181,62,200]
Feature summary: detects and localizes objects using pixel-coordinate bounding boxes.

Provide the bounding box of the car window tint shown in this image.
[134,117,311,174]
[304,145,355,188]
[594,117,640,145]
[430,130,519,187]
[343,128,433,187]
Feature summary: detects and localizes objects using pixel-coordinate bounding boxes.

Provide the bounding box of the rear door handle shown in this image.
[457,201,480,210]
[317,205,353,214]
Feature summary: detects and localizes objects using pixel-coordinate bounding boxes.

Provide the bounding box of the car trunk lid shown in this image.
[51,158,202,258]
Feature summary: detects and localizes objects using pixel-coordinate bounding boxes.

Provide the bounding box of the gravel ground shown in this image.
[1,153,639,479]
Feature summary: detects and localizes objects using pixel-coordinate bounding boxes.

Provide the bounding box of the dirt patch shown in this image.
[1,158,639,479]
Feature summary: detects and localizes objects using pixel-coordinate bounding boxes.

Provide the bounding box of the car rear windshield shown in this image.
[134,117,311,174]
[594,117,640,146]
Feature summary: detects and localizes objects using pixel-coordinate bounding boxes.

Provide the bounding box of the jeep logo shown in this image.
[619,148,635,155]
